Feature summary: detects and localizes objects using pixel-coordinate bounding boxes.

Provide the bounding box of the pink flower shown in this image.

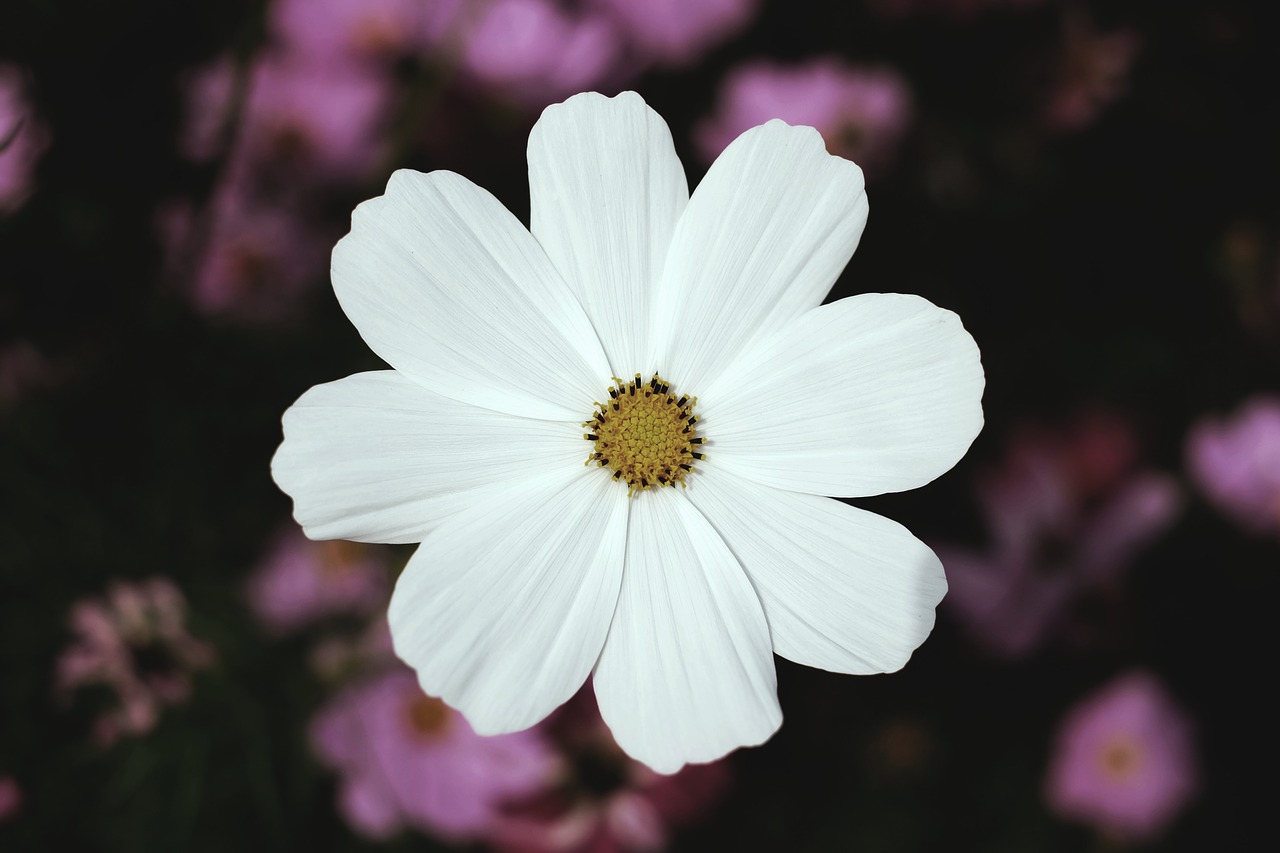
[247,529,390,633]
[1042,12,1141,133]
[158,183,328,324]
[1186,395,1280,538]
[493,690,729,853]
[697,58,911,174]
[183,54,391,185]
[936,414,1181,658]
[460,0,622,108]
[270,0,434,63]
[311,667,556,841]
[0,776,21,823]
[56,578,215,745]
[1046,671,1197,840]
[0,65,49,214]
[588,0,757,67]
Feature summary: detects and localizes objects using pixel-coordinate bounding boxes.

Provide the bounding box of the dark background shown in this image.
[2,0,1276,850]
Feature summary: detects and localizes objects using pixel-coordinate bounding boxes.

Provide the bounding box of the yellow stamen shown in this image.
[583,373,706,497]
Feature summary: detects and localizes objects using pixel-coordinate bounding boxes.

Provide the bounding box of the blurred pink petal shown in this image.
[938,416,1181,658]
[1186,395,1280,538]
[247,528,390,634]
[1043,13,1141,133]
[589,0,757,66]
[159,182,329,324]
[1046,671,1197,840]
[310,668,556,841]
[271,0,432,63]
[183,53,391,184]
[0,65,49,214]
[697,58,911,174]
[461,0,622,107]
[0,776,21,822]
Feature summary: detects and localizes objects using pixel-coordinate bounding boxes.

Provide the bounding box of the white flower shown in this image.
[272,91,984,773]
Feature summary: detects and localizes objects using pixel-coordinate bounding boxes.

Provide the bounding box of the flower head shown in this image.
[1045,671,1197,840]
[937,415,1180,658]
[1186,395,1280,538]
[311,667,555,841]
[247,528,390,634]
[273,91,984,772]
[56,578,215,744]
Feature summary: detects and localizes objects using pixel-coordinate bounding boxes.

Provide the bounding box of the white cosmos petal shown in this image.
[593,489,781,774]
[271,371,582,543]
[651,120,868,392]
[685,468,947,674]
[701,292,984,497]
[389,467,627,735]
[529,91,688,377]
[332,169,610,420]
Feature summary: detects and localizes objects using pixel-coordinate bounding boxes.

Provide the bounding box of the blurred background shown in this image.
[1,0,1277,850]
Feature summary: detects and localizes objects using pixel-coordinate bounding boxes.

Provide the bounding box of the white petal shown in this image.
[529,91,688,377]
[593,489,780,774]
[271,371,583,543]
[651,120,868,392]
[684,468,947,674]
[388,467,627,735]
[701,293,984,497]
[332,169,611,420]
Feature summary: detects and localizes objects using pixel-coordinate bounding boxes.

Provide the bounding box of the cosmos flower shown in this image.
[1045,671,1197,840]
[56,578,215,745]
[273,91,984,772]
[246,528,390,634]
[270,0,433,64]
[697,58,911,175]
[182,54,390,185]
[936,416,1181,658]
[1185,395,1280,538]
[310,667,555,841]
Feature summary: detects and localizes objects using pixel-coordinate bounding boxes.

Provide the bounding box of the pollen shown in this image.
[583,373,706,496]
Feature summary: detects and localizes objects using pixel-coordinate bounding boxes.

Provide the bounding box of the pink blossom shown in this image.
[271,0,434,63]
[936,414,1181,658]
[1046,671,1197,840]
[1186,395,1280,538]
[182,54,391,185]
[158,183,328,324]
[56,578,215,745]
[493,689,729,853]
[1042,10,1140,132]
[247,529,390,634]
[0,776,21,822]
[697,58,911,173]
[0,65,48,214]
[588,0,757,67]
[460,0,622,108]
[310,667,556,841]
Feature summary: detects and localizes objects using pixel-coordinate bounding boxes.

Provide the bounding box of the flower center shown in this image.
[1096,734,1143,783]
[583,374,705,496]
[403,692,453,742]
